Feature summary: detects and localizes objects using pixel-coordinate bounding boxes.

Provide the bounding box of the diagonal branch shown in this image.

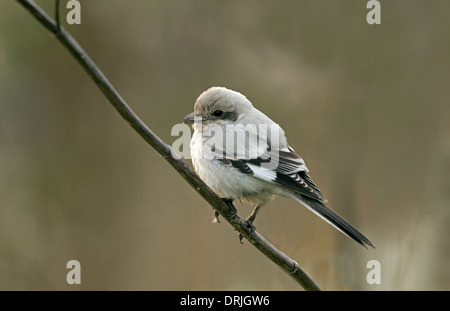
[15,0,321,291]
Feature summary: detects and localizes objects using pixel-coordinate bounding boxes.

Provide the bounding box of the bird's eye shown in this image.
[212,110,224,117]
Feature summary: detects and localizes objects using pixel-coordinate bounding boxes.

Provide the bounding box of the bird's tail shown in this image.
[293,194,375,249]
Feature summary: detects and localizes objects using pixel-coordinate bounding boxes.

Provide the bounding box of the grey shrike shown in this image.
[184,86,374,248]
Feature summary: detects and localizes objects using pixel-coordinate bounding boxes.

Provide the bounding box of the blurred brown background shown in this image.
[1,0,449,290]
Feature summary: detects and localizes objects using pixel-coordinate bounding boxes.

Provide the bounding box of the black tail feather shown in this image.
[295,194,375,249]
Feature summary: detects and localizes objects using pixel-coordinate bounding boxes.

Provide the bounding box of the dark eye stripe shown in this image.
[222,111,238,122]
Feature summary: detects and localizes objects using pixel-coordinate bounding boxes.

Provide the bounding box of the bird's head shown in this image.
[184,87,254,128]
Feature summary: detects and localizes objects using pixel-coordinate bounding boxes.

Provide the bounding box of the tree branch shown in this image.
[16,0,321,291]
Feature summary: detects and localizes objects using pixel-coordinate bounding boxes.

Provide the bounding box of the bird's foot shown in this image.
[213,199,237,223]
[244,218,256,233]
[238,216,256,244]
[222,198,237,217]
[245,214,256,232]
[212,210,221,223]
[238,233,244,244]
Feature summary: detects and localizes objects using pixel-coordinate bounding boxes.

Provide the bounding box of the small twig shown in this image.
[54,0,60,34]
[15,0,321,291]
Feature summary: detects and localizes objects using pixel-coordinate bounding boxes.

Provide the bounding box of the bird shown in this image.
[183,86,375,249]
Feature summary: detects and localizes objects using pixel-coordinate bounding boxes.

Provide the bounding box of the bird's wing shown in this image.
[209,124,327,202]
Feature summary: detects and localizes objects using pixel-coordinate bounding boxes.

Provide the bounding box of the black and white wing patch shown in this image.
[218,148,327,203]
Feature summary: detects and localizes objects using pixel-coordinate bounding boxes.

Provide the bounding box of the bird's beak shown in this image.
[183,112,202,125]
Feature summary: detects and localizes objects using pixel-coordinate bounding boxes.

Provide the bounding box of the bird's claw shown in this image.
[214,198,237,223]
[212,210,221,223]
[238,219,256,244]
[244,219,256,233]
[222,198,237,217]
[239,233,244,244]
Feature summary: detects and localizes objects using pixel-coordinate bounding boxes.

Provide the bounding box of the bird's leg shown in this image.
[239,204,262,244]
[245,204,262,231]
[222,198,237,216]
